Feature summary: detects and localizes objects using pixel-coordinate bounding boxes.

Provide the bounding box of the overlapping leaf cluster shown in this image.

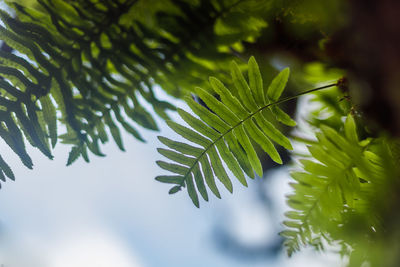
[156,57,295,207]
[282,115,364,254]
[282,106,399,266]
[0,0,168,181]
[0,0,269,185]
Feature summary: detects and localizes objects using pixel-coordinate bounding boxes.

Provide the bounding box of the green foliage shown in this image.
[282,115,366,255]
[0,0,169,179]
[0,0,270,185]
[1,1,399,266]
[279,83,400,266]
[156,57,294,207]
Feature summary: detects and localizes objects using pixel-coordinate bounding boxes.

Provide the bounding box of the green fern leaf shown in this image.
[156,57,295,207]
[215,139,247,187]
[66,146,81,166]
[158,136,203,157]
[192,163,209,202]
[0,155,15,181]
[200,155,221,199]
[40,95,58,148]
[155,175,184,185]
[104,112,125,151]
[209,76,249,118]
[157,148,196,166]
[248,56,265,106]
[168,185,181,194]
[344,114,358,144]
[0,169,5,183]
[234,124,263,176]
[231,61,258,112]
[224,132,254,178]
[267,67,290,102]
[270,106,297,126]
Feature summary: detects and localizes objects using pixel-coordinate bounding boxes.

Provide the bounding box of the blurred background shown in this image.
[0,0,354,266]
[0,89,343,267]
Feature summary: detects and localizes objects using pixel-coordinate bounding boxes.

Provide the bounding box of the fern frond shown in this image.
[281,114,387,256]
[156,57,295,207]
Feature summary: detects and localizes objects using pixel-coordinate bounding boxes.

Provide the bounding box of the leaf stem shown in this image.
[270,83,339,107]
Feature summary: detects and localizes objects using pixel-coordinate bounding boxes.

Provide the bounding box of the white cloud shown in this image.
[48,228,144,267]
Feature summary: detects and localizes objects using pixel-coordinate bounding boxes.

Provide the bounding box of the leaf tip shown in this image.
[208,76,218,83]
[168,185,181,194]
[155,160,163,167]
[230,60,239,70]
[248,55,257,65]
